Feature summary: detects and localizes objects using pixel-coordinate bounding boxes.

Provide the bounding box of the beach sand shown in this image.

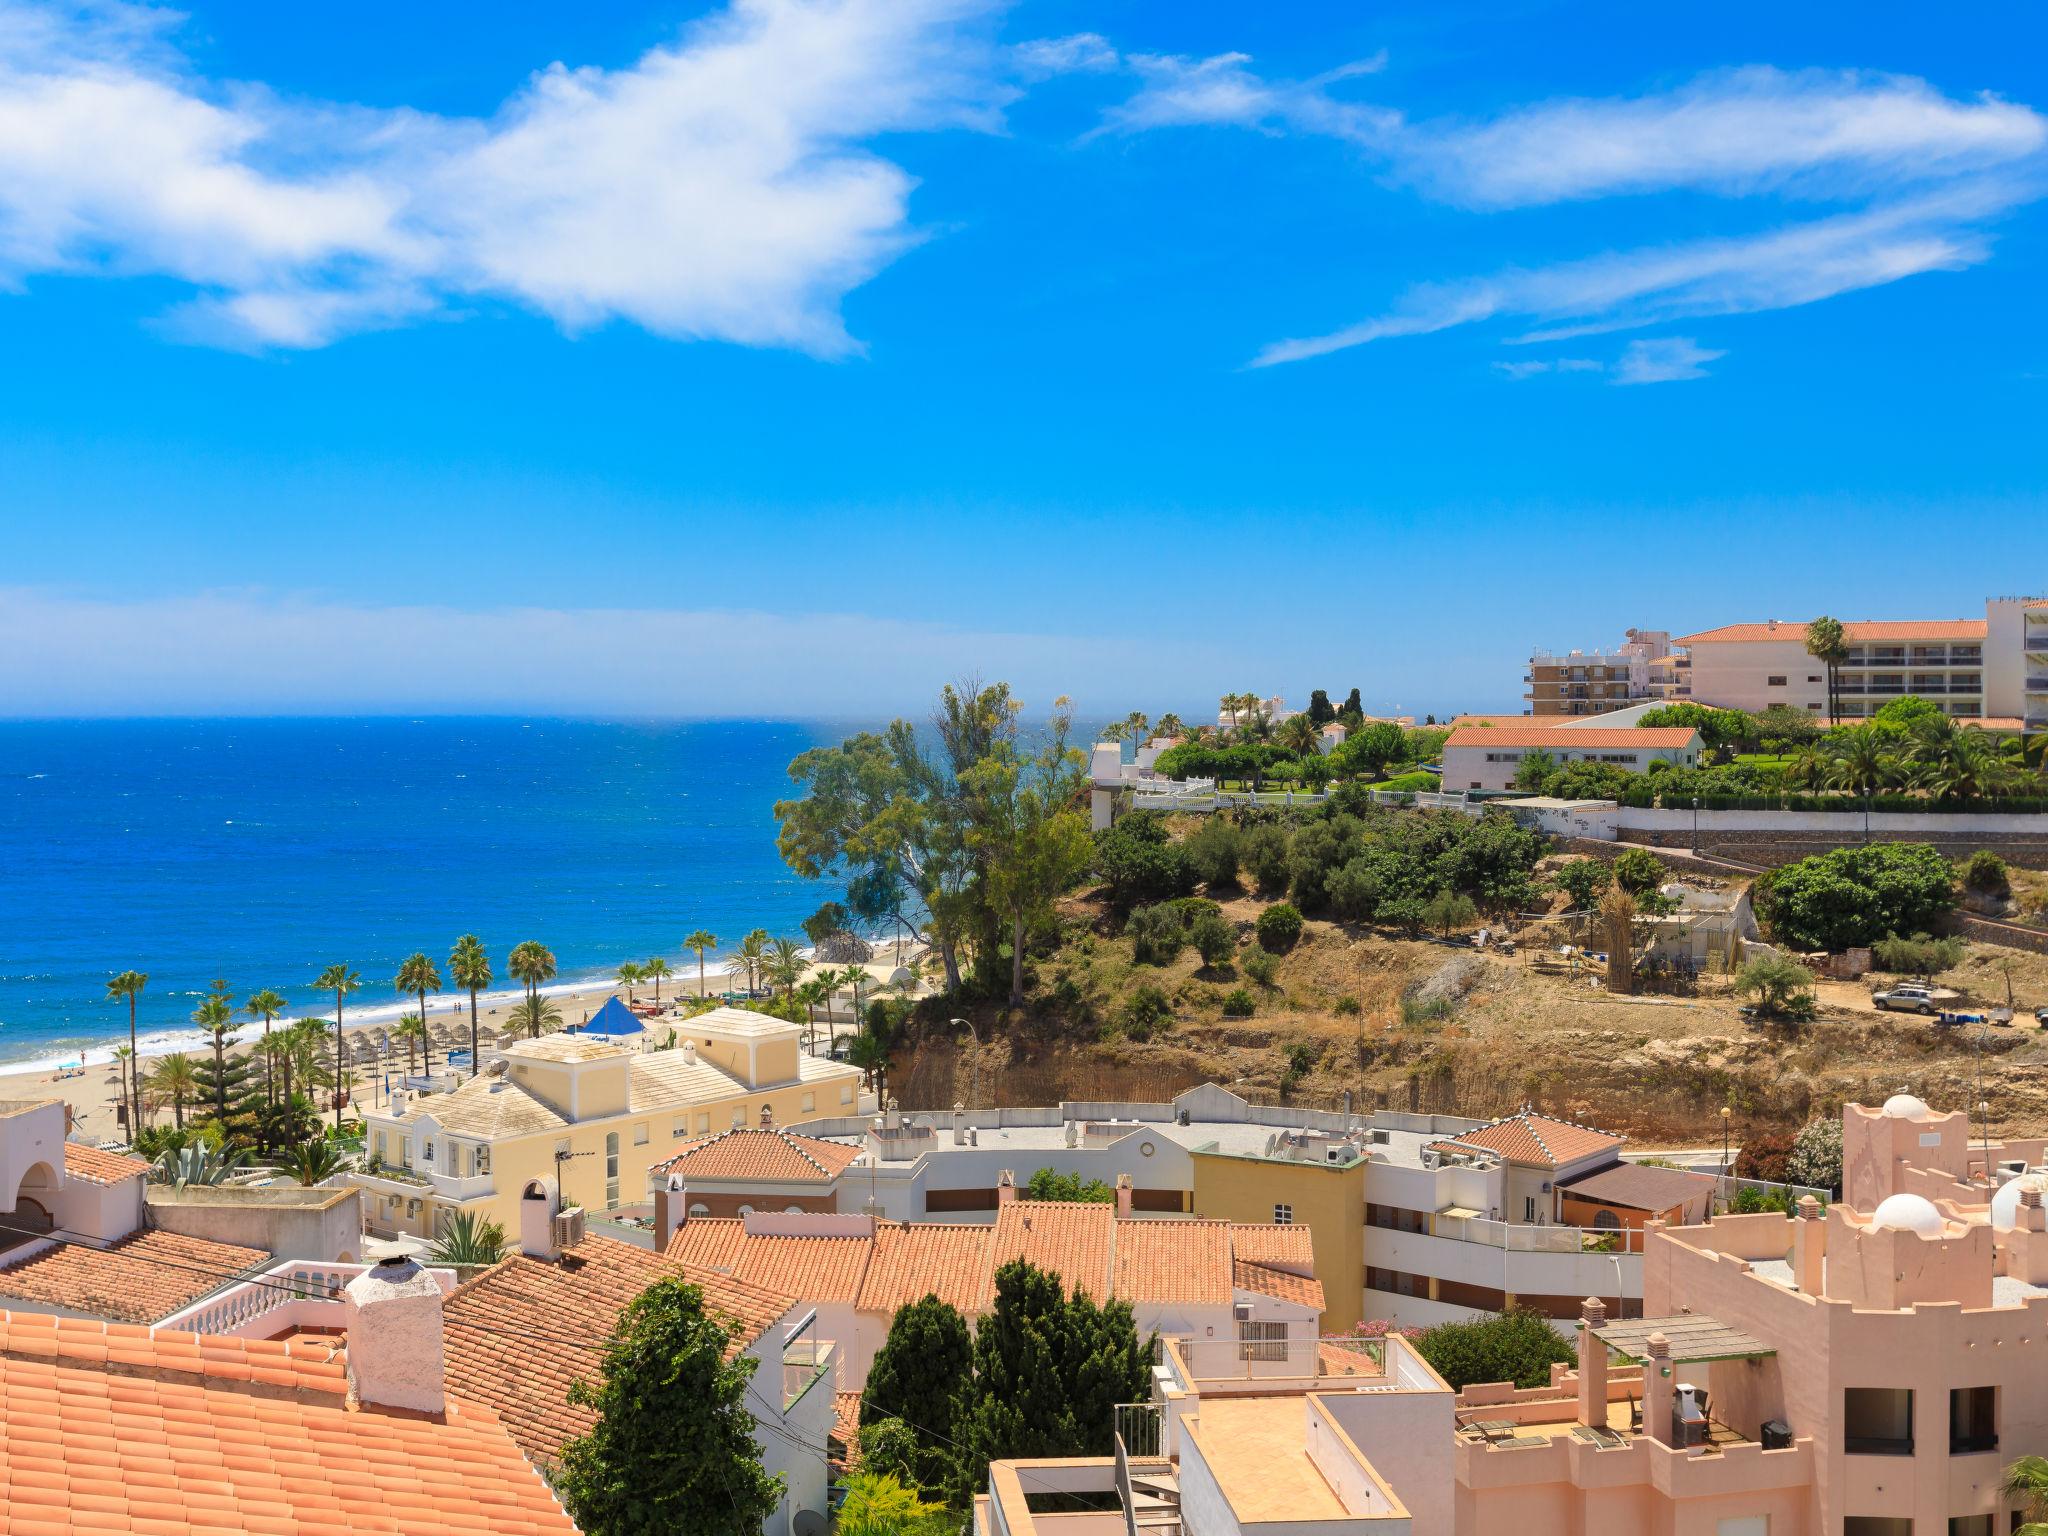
[21,952,922,1150]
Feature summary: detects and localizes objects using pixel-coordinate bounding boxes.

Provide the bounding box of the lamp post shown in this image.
[1979,1098,1993,1185]
[1691,797,1701,855]
[1720,1105,1733,1208]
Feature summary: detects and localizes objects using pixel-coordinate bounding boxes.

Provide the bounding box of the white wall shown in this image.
[1317,1390,1452,1536]
[1686,637,1828,714]
[748,1314,832,1536]
[1442,740,1695,794]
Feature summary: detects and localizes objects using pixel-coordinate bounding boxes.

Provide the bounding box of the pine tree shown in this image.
[1306,689,1335,724]
[557,1279,780,1536]
[192,1048,263,1151]
[862,1294,973,1491]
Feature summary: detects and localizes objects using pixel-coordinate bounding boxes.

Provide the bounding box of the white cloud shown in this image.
[0,586,1235,716]
[1613,337,1725,385]
[1012,33,1118,80]
[0,0,1010,351]
[1493,356,1601,379]
[1094,50,1395,142]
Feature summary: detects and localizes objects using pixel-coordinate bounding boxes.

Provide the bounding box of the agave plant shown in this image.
[151,1142,252,1192]
[278,1139,348,1186]
[425,1210,510,1268]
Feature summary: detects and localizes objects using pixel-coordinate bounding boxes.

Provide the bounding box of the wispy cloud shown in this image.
[1093,50,1394,141]
[1613,337,1725,385]
[1493,357,1602,380]
[1011,32,1119,80]
[0,0,1011,352]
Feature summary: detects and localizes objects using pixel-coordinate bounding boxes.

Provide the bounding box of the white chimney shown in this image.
[655,1171,686,1252]
[952,1103,966,1146]
[520,1178,560,1259]
[343,1255,445,1414]
[683,1040,697,1064]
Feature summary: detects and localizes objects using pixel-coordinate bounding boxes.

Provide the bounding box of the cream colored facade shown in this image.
[352,1007,871,1239]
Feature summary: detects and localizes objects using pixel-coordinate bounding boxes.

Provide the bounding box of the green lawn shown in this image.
[1734,754,1795,770]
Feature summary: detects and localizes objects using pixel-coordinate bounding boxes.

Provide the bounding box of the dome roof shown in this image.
[1871,1192,1944,1237]
[1991,1175,2046,1233]
[1882,1093,1931,1121]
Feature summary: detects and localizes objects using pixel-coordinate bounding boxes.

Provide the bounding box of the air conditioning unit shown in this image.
[1368,1129,1391,1145]
[553,1207,588,1250]
[1232,1301,1253,1322]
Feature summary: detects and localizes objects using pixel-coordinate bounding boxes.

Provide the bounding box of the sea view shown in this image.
[0,716,879,1072]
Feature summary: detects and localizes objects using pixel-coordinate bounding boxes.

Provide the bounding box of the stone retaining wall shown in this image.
[1944,911,2048,956]
[1620,827,2048,870]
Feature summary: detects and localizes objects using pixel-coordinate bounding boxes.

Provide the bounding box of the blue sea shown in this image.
[0,718,883,1073]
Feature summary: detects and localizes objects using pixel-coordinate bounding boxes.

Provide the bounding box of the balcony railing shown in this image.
[1844,1435,1914,1457]
[781,1337,835,1409]
[158,1258,461,1337]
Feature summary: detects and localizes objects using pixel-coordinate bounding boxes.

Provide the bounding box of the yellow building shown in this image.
[353,1006,871,1240]
[1189,1136,1367,1332]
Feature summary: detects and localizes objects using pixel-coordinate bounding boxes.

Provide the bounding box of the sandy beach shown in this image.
[12,949,925,1151]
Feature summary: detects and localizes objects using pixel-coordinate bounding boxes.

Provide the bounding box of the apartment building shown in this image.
[1440,724,1702,793]
[1524,630,1686,717]
[350,1005,871,1241]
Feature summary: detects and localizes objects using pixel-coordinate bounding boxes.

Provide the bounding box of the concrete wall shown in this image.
[147,1185,365,1260]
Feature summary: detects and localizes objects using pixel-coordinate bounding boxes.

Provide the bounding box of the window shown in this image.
[422,1140,434,1163]
[1948,1517,1992,1536]
[476,1146,489,1175]
[1523,1195,1538,1223]
[1593,1210,1621,1230]
[605,1132,620,1209]
[1843,1521,1910,1536]
[374,1131,387,1161]
[400,1139,412,1168]
[1844,1387,1914,1455]
[784,1204,805,1214]
[1951,1385,1997,1454]
[696,1112,711,1133]
[634,1122,649,1146]
[738,1203,754,1216]
[801,1092,816,1113]
[688,1202,709,1217]
[1273,1204,1293,1225]
[1808,675,1822,683]
[1767,675,1787,686]
[840,1085,854,1105]
[1238,1319,1288,1363]
[672,1116,686,1138]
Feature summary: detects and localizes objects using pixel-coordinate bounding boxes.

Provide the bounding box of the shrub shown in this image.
[1242,948,1279,987]
[1127,903,1187,966]
[1332,995,1362,1016]
[1241,824,1294,895]
[1183,818,1243,888]
[1046,973,1096,1026]
[1752,841,1955,951]
[1870,931,1964,975]
[1279,1041,1320,1096]
[1400,995,1452,1028]
[1734,953,1817,1020]
[1423,888,1478,937]
[1611,847,1666,897]
[1551,859,1611,911]
[1188,910,1237,968]
[1120,984,1175,1040]
[1732,1129,1797,1184]
[1730,1186,1793,1214]
[1256,903,1304,953]
[1094,813,1195,913]
[1785,1115,1843,1194]
[1962,849,2011,896]
[1025,1167,1115,1202]
[1220,988,1256,1019]
[1413,1309,1575,1391]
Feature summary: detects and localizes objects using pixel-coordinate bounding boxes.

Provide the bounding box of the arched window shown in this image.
[1593,1210,1621,1231]
[784,1205,804,1214]
[689,1203,710,1218]
[738,1203,755,1217]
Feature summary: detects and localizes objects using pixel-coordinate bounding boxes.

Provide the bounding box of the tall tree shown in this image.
[1276,712,1322,757]
[449,934,491,1068]
[507,940,557,1005]
[394,1013,428,1077]
[863,1294,974,1491]
[314,964,361,1131]
[616,960,644,1004]
[556,1279,782,1536]
[643,955,671,1007]
[394,953,443,1060]
[105,970,147,1134]
[148,1052,199,1129]
[192,981,237,1121]
[1805,616,1848,726]
[1306,689,1335,725]
[766,937,805,1000]
[684,930,718,999]
[245,988,287,1105]
[1342,687,1362,717]
[736,929,769,995]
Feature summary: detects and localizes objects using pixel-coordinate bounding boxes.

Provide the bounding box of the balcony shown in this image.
[157,1257,462,1338]
[781,1334,835,1410]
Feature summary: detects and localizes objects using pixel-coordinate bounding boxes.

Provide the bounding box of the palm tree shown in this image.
[192,981,237,1122]
[1825,725,1899,800]
[393,1013,429,1077]
[837,963,868,1030]
[617,960,644,1004]
[1154,712,1184,740]
[794,977,830,1054]
[426,1210,510,1268]
[2002,1454,2048,1536]
[112,1044,135,1139]
[105,970,147,1132]
[508,994,564,1038]
[149,1052,199,1129]
[284,1019,331,1109]
[449,934,491,1070]
[644,956,671,1007]
[767,938,805,1000]
[684,930,718,999]
[280,1139,346,1186]
[1782,744,1827,789]
[245,988,287,1105]
[1804,616,1847,725]
[394,951,442,1050]
[737,929,770,995]
[507,940,557,1005]
[1276,713,1321,757]
[314,964,361,1131]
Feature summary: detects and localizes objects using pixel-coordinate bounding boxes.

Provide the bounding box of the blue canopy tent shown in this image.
[577,995,646,1037]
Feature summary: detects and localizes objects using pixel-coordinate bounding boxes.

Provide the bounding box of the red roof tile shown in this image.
[666,1218,874,1304]
[1228,1224,1316,1276]
[1445,725,1699,750]
[991,1202,1115,1301]
[1434,1110,1624,1169]
[856,1222,993,1315]
[1234,1259,1325,1312]
[652,1127,863,1184]
[0,1311,577,1534]
[1676,619,1987,645]
[444,1234,793,1467]
[0,1229,270,1324]
[62,1143,151,1185]
[1115,1221,1233,1306]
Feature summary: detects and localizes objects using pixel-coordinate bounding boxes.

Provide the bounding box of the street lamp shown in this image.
[1691,797,1702,855]
[1979,1098,1993,1184]
[1719,1106,1733,1206]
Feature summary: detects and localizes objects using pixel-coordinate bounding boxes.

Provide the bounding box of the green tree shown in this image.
[862,1295,974,1491]
[735,929,770,994]
[1513,749,1557,792]
[1276,712,1322,757]
[801,902,852,946]
[767,937,806,999]
[684,930,718,999]
[1423,888,1478,937]
[394,1013,429,1075]
[1825,724,1901,801]
[395,952,442,1058]
[1551,859,1611,911]
[2000,1454,2048,1536]
[1734,954,1817,1020]
[1126,903,1187,966]
[1306,689,1335,725]
[507,940,557,1004]
[1611,847,1666,897]
[148,1052,199,1129]
[1805,616,1847,725]
[450,934,492,1067]
[643,955,671,1006]
[426,1210,510,1267]
[313,963,361,1131]
[556,1278,781,1536]
[245,988,287,1105]
[1094,813,1196,912]
[191,982,237,1122]
[106,970,148,1132]
[837,1471,952,1536]
[508,994,564,1038]
[616,960,644,1003]
[1189,908,1237,967]
[279,1139,345,1186]
[1414,1308,1575,1390]
[1751,842,1955,951]
[1023,1168,1115,1203]
[1255,902,1304,953]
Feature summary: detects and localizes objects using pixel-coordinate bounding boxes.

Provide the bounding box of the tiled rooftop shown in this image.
[654,1127,864,1184]
[1115,1220,1233,1306]
[1227,1223,1316,1274]
[0,1310,578,1535]
[401,1072,569,1137]
[855,1222,994,1315]
[1235,1258,1326,1312]
[992,1201,1115,1300]
[444,1234,793,1466]
[687,1005,802,1039]
[62,1142,152,1185]
[500,1034,631,1064]
[0,1228,270,1324]
[668,1219,876,1304]
[1431,1110,1624,1170]
[1676,619,1988,645]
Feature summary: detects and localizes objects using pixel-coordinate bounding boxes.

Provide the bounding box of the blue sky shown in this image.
[1,0,2043,719]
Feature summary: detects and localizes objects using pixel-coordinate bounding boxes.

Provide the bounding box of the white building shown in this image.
[1440,725,1702,793]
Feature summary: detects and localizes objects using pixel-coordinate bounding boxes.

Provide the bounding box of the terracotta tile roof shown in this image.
[1444,725,1699,750]
[1116,1220,1234,1305]
[444,1234,793,1467]
[0,1310,577,1534]
[831,1391,863,1470]
[654,1127,864,1184]
[992,1202,1114,1300]
[1228,1224,1316,1276]
[1234,1258,1325,1312]
[401,1072,569,1138]
[1676,619,1987,645]
[0,1228,270,1324]
[857,1222,994,1315]
[667,1218,875,1304]
[1448,714,1536,729]
[62,1142,151,1185]
[1434,1110,1624,1170]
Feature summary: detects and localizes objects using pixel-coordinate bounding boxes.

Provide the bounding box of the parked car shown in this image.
[1873,984,1942,1014]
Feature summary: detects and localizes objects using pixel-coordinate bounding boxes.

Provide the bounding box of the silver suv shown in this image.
[1872,984,1940,1014]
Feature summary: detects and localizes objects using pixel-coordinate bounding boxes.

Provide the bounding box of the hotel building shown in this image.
[1524,630,1688,717]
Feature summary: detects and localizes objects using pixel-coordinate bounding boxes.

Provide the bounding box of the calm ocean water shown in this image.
[0,718,881,1072]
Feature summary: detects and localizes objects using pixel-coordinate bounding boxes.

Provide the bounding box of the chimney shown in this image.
[683,1040,697,1064]
[343,1255,445,1414]
[1643,1332,1675,1446]
[655,1171,686,1252]
[1115,1173,1134,1220]
[1576,1298,1608,1429]
[1064,1121,1078,1148]
[997,1169,1017,1206]
[2013,1185,2048,1286]
[952,1102,966,1146]
[1794,1195,1826,1295]
[520,1179,560,1259]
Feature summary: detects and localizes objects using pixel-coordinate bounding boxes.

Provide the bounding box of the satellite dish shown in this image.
[791,1510,828,1536]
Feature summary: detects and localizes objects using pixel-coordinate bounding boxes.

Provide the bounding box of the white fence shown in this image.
[158,1258,460,1337]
